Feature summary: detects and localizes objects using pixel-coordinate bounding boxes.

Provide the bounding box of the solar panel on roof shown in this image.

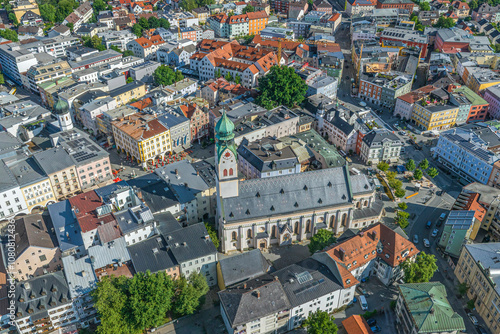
[295,271,313,284]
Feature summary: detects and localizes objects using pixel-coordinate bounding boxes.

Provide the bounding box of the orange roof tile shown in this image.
[247,10,269,20]
[323,223,419,287]
[179,103,198,119]
[342,315,374,334]
[397,85,436,104]
[112,113,169,141]
[329,13,341,22]
[130,97,152,111]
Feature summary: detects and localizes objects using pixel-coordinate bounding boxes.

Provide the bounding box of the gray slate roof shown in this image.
[62,255,97,298]
[219,249,270,287]
[6,156,48,188]
[164,223,217,264]
[219,278,291,328]
[127,173,180,214]
[274,258,343,307]
[34,147,75,176]
[88,237,131,270]
[47,200,83,252]
[362,129,402,147]
[221,166,353,222]
[127,235,178,273]
[15,271,72,319]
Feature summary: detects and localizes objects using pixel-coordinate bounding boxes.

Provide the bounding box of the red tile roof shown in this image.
[130,97,152,111]
[342,315,374,334]
[397,85,436,104]
[179,103,198,119]
[69,190,115,233]
[247,10,269,20]
[329,13,341,22]
[323,223,419,288]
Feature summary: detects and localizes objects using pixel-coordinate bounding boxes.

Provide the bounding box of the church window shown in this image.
[231,231,237,241]
[229,168,233,176]
[247,229,252,239]
[223,169,228,177]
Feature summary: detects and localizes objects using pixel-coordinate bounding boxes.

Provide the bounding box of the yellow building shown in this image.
[6,157,56,213]
[110,81,147,107]
[112,113,172,163]
[248,10,269,36]
[455,244,500,334]
[411,102,458,131]
[465,67,500,93]
[38,77,78,110]
[13,0,40,22]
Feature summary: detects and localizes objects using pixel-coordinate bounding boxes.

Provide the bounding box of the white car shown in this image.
[413,235,418,244]
[431,229,439,237]
[423,239,430,247]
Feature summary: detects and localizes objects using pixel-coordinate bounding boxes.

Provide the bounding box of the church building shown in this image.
[215,111,384,253]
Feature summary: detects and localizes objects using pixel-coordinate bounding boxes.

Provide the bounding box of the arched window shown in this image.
[229,168,234,176]
[341,213,347,227]
[231,231,237,241]
[223,169,228,177]
[247,229,252,239]
[364,200,369,207]
[271,226,277,239]
[294,221,299,234]
[306,220,311,233]
[330,216,335,228]
[356,202,361,209]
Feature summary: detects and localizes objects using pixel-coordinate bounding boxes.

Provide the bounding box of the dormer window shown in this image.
[364,254,368,259]
[353,261,357,265]
[347,264,351,269]
[346,279,351,284]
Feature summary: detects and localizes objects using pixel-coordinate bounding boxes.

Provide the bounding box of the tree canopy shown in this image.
[414,169,423,180]
[377,161,389,172]
[204,223,219,250]
[427,167,439,178]
[153,66,184,86]
[303,311,338,334]
[419,159,429,170]
[256,66,307,109]
[405,159,416,172]
[92,271,209,333]
[40,4,56,22]
[434,16,456,28]
[0,29,18,42]
[402,252,438,283]
[180,0,215,11]
[242,4,255,13]
[308,229,336,254]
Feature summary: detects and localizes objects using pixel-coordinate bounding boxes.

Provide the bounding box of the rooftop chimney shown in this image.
[256,290,261,299]
[175,169,178,175]
[338,247,346,261]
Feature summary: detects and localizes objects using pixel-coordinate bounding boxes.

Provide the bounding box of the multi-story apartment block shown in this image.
[247,10,269,36]
[360,129,403,164]
[79,97,118,134]
[483,85,500,119]
[465,67,500,94]
[432,124,500,184]
[33,147,81,201]
[455,243,500,334]
[110,81,147,107]
[438,210,477,258]
[25,60,72,94]
[38,77,77,110]
[21,35,80,58]
[178,102,209,143]
[0,160,29,219]
[411,101,459,131]
[12,214,62,281]
[380,28,428,57]
[394,85,436,120]
[345,0,376,15]
[13,271,79,334]
[127,36,165,60]
[376,0,414,12]
[0,43,38,85]
[158,111,191,152]
[396,282,465,334]
[112,112,172,163]
[359,71,413,108]
[98,30,136,51]
[49,129,112,190]
[449,84,489,124]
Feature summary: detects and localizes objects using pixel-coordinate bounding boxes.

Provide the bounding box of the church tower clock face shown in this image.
[223,151,232,160]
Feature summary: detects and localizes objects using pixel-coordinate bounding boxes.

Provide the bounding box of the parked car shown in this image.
[468,313,479,326]
[359,295,368,311]
[477,326,488,334]
[432,229,439,237]
[439,213,447,221]
[423,239,430,247]
[366,319,376,326]
[426,221,432,229]
[413,235,419,243]
[371,325,381,333]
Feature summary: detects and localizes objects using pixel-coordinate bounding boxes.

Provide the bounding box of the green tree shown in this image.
[92,276,132,334]
[86,35,105,51]
[307,0,314,6]
[153,65,176,86]
[377,161,389,172]
[402,252,438,283]
[189,271,209,298]
[66,22,74,31]
[126,77,134,84]
[303,310,338,334]
[128,271,174,331]
[132,24,143,37]
[256,65,307,109]
[173,276,199,316]
[139,17,149,30]
[0,72,4,85]
[419,2,430,10]
[8,12,18,25]
[406,159,416,172]
[414,169,423,180]
[435,16,456,28]
[215,68,222,78]
[204,222,219,249]
[419,159,429,170]
[225,72,234,82]
[395,187,406,198]
[469,0,478,10]
[235,74,241,84]
[467,297,476,310]
[148,16,160,29]
[174,70,184,83]
[93,0,107,13]
[242,4,255,13]
[308,229,336,254]
[123,50,135,57]
[427,167,439,178]
[0,29,18,42]
[396,210,410,228]
[398,202,408,210]
[55,0,78,23]
[388,178,402,190]
[159,18,170,29]
[40,4,56,22]
[458,282,469,297]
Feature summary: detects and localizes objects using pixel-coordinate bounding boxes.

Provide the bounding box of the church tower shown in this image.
[215,110,238,198]
[54,98,73,131]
